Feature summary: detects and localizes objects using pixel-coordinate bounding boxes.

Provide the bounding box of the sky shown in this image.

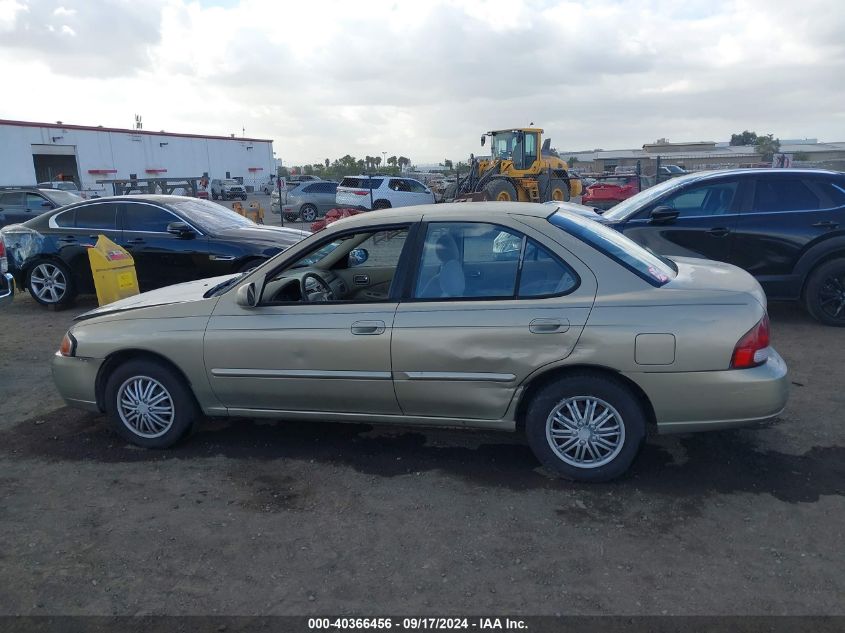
[1,0,844,166]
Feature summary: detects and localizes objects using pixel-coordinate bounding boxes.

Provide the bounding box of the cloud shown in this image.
[0,0,844,164]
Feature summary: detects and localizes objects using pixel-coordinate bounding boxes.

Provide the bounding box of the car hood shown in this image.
[666,257,767,308]
[213,224,310,244]
[75,274,237,321]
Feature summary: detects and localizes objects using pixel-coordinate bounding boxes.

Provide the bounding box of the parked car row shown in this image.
[0,195,308,308]
[270,175,436,221]
[0,187,83,228]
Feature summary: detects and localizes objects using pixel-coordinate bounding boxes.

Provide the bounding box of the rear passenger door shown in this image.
[730,174,845,297]
[0,192,26,226]
[392,221,597,421]
[54,202,122,292]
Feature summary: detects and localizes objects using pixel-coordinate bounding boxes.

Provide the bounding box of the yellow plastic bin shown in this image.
[87,235,140,306]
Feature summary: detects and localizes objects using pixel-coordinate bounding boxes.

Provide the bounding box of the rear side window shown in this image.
[123,204,178,233]
[302,184,319,193]
[74,203,118,230]
[818,181,845,207]
[0,192,24,206]
[518,240,578,297]
[752,179,821,212]
[54,210,75,227]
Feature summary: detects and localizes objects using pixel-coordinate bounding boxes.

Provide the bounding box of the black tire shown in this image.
[299,204,318,222]
[372,199,392,210]
[483,179,518,202]
[26,259,76,308]
[524,372,646,482]
[284,212,298,222]
[804,257,845,326]
[549,178,570,202]
[241,195,247,201]
[211,191,218,200]
[104,359,198,448]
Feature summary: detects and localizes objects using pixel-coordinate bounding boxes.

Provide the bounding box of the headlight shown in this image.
[58,332,77,357]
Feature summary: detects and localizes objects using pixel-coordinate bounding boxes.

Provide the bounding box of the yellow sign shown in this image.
[87,235,140,306]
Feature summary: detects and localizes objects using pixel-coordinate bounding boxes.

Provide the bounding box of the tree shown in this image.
[375,156,382,169]
[387,155,397,168]
[325,158,330,169]
[397,156,410,171]
[444,159,453,171]
[755,134,781,162]
[277,166,290,178]
[303,164,314,176]
[730,130,758,146]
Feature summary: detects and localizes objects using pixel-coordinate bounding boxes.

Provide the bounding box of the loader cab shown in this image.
[488,129,541,172]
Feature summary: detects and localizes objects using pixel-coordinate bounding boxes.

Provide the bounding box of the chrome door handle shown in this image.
[529,318,570,333]
[351,320,385,335]
[707,227,730,237]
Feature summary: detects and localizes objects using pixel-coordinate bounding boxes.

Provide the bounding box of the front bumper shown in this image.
[626,349,789,433]
[0,273,14,308]
[51,353,104,412]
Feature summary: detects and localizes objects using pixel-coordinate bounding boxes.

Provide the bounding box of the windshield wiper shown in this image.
[203,273,246,298]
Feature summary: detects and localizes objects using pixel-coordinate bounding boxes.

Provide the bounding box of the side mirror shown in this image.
[649,206,680,224]
[42,202,53,209]
[348,248,369,267]
[236,282,259,307]
[480,135,486,147]
[167,221,196,238]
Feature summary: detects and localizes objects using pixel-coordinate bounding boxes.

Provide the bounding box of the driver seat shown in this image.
[419,233,465,298]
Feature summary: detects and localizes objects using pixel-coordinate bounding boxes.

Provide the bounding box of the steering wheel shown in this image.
[301,272,335,302]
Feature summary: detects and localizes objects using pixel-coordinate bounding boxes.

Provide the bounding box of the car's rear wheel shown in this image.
[524,373,646,482]
[804,257,845,326]
[212,191,218,200]
[372,199,391,210]
[27,260,76,308]
[105,359,198,448]
[299,204,318,222]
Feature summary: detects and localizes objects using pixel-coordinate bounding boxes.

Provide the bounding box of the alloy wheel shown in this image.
[818,272,845,321]
[545,396,625,469]
[117,376,176,439]
[29,263,67,304]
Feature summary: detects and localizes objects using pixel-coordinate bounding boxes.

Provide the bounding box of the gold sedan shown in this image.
[53,203,788,482]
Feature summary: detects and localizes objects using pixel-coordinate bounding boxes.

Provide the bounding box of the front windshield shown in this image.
[602,173,703,221]
[48,190,83,206]
[168,198,255,232]
[549,211,677,286]
[490,132,518,160]
[290,240,343,268]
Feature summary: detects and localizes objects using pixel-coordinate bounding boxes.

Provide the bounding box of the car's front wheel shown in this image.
[524,372,646,482]
[27,260,76,308]
[104,359,198,448]
[804,257,845,326]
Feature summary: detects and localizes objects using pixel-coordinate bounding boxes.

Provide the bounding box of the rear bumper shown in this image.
[0,273,14,307]
[51,353,103,412]
[625,349,789,434]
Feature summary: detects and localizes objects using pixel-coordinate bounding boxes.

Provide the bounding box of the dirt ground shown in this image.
[0,291,842,616]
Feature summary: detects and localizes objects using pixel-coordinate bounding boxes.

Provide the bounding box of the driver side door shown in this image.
[203,223,416,416]
[620,177,744,262]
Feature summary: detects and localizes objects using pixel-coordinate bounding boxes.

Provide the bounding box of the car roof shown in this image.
[328,201,556,230]
[669,167,844,181]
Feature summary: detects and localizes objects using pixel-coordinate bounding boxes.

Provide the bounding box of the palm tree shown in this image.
[375,156,382,169]
[387,155,397,168]
[398,156,410,171]
[325,158,330,169]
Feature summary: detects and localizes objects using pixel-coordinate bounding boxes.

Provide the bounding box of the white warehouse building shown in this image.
[0,119,276,194]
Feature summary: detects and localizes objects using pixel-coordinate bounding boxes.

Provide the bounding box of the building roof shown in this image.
[0,119,272,143]
[561,140,845,161]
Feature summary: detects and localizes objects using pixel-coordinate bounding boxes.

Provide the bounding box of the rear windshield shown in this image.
[549,211,677,286]
[339,178,383,189]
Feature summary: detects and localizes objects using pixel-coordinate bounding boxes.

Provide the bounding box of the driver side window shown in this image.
[657,180,739,217]
[263,227,410,304]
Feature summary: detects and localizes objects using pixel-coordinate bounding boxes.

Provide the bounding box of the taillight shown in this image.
[0,236,7,274]
[352,190,369,196]
[58,332,77,357]
[730,314,770,369]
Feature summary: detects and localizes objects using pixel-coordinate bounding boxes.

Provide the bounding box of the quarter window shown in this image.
[123,204,179,233]
[54,210,75,228]
[26,193,51,211]
[518,240,578,297]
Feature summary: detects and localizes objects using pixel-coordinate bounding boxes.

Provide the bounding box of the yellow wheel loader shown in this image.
[454,128,581,203]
